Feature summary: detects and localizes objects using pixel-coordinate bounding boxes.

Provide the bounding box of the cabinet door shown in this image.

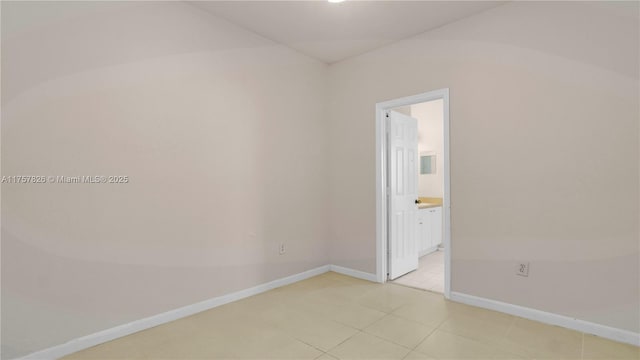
[424,210,433,251]
[431,207,443,247]
[416,210,425,253]
[425,209,433,250]
[417,209,432,255]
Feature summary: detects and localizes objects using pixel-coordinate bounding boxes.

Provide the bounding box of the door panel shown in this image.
[388,110,419,280]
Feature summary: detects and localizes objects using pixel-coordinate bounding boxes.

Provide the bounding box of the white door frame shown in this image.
[375,88,451,299]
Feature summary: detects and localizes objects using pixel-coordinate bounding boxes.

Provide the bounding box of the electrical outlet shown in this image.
[279,243,286,255]
[516,261,530,277]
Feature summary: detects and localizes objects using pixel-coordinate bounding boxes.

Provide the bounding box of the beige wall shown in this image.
[413,100,444,198]
[1,2,329,358]
[327,1,639,333]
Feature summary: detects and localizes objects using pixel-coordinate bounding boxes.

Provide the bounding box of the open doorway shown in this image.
[375,89,451,298]
[391,100,445,292]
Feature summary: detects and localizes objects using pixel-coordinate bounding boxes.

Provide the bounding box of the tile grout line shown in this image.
[362,330,415,353]
[433,326,531,359]
[325,301,427,359]
[503,313,516,338]
[50,270,623,360]
[409,324,439,357]
[361,314,433,352]
[296,337,332,358]
[427,311,534,358]
[322,328,365,357]
[289,311,365,357]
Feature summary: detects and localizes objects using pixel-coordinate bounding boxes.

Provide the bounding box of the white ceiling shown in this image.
[191,1,506,64]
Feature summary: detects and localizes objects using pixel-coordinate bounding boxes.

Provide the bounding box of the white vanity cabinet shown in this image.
[417,206,442,257]
[430,206,443,249]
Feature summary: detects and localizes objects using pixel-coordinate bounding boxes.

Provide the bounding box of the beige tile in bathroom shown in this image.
[392,273,415,284]
[427,283,444,293]
[421,275,441,289]
[420,251,443,267]
[328,332,411,359]
[392,278,423,290]
[392,250,444,293]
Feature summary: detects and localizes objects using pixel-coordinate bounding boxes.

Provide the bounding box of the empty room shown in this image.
[1,1,639,359]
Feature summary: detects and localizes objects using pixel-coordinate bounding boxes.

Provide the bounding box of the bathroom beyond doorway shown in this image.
[375,88,450,295]
[393,250,444,292]
[390,98,446,293]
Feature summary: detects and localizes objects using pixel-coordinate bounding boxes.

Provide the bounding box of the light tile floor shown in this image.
[63,272,639,360]
[392,250,444,293]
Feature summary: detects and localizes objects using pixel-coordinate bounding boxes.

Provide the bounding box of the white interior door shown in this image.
[388,110,419,280]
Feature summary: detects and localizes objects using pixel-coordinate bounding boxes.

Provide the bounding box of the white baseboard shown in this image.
[21,267,635,360]
[330,264,378,282]
[450,291,640,347]
[16,265,331,360]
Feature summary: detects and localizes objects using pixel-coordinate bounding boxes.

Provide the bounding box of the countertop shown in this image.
[417,197,443,209]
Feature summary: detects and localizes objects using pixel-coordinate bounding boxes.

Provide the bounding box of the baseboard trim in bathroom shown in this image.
[450,291,640,347]
[15,265,332,360]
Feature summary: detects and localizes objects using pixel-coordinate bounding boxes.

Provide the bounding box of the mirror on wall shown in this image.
[420,152,436,175]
